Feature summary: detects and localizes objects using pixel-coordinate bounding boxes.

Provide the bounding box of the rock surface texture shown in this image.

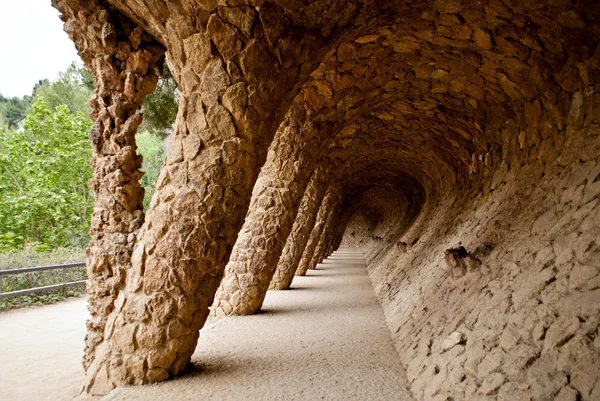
[53,0,600,399]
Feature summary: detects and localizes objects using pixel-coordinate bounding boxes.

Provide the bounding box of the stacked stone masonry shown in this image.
[269,166,330,290]
[53,0,600,399]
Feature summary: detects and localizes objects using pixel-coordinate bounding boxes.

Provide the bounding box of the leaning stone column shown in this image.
[331,211,352,251]
[320,204,348,261]
[332,211,352,251]
[308,191,343,269]
[269,167,329,290]
[212,108,331,316]
[316,208,343,263]
[296,183,342,275]
[52,0,164,395]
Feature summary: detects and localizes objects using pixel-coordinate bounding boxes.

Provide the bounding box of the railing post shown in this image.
[62,267,66,298]
[0,274,3,295]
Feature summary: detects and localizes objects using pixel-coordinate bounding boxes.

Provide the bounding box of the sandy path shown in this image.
[0,296,88,400]
[0,249,414,401]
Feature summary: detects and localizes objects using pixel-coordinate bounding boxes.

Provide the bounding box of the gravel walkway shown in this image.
[0,249,414,401]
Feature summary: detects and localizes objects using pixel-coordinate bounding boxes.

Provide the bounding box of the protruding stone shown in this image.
[473,27,492,50]
[478,372,506,395]
[442,331,465,352]
[554,385,579,401]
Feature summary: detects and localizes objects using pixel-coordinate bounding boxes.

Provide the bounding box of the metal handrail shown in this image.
[0,262,86,300]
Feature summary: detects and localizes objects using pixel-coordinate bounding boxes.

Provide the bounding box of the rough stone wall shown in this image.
[340,214,376,249]
[308,8,600,399]
[348,94,600,401]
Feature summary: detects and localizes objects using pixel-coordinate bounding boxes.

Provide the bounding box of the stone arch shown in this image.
[53,0,600,399]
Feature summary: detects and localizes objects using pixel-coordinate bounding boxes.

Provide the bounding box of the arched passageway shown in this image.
[52,0,600,399]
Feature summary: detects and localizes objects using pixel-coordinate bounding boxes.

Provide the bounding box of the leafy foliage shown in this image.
[137,131,165,209]
[0,94,31,128]
[0,98,93,250]
[139,65,179,137]
[32,62,93,115]
[0,245,84,271]
[0,62,176,253]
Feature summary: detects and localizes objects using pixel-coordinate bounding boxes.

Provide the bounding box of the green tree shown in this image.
[139,65,179,137]
[0,63,177,252]
[0,95,29,128]
[136,131,165,209]
[32,79,50,95]
[0,98,93,250]
[32,62,93,115]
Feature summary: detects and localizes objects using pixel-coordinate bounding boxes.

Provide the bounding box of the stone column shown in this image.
[331,212,351,251]
[308,191,343,269]
[269,167,329,290]
[212,108,331,316]
[318,208,344,261]
[296,183,342,275]
[52,0,164,395]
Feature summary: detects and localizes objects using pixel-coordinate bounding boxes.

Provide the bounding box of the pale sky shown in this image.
[0,1,81,98]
